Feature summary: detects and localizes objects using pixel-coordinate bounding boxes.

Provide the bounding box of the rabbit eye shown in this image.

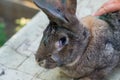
[55,37,68,50]
[59,37,67,46]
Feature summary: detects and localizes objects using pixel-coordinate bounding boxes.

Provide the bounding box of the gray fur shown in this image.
[34,0,120,80]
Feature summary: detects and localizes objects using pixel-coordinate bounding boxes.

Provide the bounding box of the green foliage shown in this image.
[0,22,7,46]
[15,17,30,32]
[0,17,30,47]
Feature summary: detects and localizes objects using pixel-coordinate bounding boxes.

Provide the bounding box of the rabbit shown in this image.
[33,0,120,80]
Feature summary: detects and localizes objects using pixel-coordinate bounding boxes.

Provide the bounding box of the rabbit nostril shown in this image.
[36,58,41,62]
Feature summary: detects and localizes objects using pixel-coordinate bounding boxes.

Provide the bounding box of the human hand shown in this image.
[93,0,120,16]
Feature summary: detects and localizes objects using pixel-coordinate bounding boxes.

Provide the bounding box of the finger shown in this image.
[93,3,120,16]
[102,0,115,7]
[92,8,106,16]
[104,3,120,12]
[101,0,120,9]
[93,0,119,16]
[92,1,112,16]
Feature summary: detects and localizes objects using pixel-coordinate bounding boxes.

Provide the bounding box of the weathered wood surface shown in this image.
[1,0,120,80]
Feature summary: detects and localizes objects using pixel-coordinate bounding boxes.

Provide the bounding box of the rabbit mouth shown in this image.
[38,57,57,69]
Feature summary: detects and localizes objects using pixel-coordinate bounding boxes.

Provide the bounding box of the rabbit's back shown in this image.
[100,11,120,51]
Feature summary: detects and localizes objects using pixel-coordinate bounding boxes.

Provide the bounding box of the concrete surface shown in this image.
[1,0,120,80]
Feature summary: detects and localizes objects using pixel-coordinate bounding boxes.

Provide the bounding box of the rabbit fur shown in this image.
[33,0,120,80]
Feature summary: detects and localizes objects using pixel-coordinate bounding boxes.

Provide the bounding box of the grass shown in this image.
[0,22,7,46]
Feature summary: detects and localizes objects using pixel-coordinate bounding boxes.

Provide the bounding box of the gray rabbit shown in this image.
[33,0,120,80]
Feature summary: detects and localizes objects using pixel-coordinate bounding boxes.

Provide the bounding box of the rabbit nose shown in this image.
[35,54,41,62]
[36,57,41,62]
[35,57,40,63]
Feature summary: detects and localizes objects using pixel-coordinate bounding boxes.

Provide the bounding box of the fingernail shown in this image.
[92,13,96,16]
[92,13,99,16]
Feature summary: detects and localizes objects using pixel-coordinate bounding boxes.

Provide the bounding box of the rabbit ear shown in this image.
[33,0,77,24]
[66,0,77,15]
[33,0,68,23]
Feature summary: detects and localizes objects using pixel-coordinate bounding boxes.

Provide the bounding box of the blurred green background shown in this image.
[0,0,39,47]
[0,21,6,46]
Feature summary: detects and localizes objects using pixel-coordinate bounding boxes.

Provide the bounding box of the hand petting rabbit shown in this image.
[33,0,120,80]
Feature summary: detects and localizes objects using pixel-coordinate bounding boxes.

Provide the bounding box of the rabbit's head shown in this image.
[34,0,91,69]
